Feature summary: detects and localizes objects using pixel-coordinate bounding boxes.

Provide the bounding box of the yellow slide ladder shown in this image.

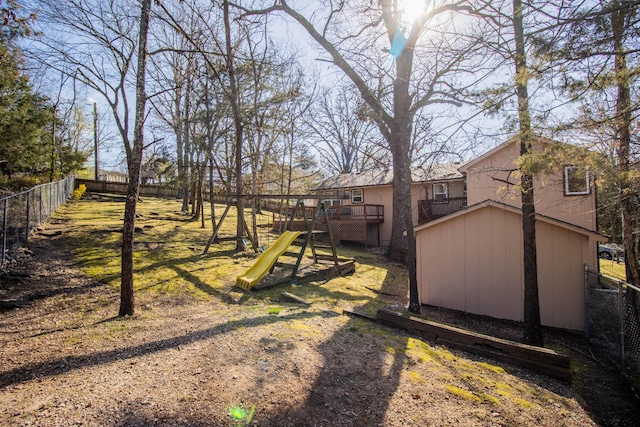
[235,231,301,290]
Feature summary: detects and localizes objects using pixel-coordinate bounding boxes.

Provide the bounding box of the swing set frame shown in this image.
[203,194,355,286]
[202,194,335,255]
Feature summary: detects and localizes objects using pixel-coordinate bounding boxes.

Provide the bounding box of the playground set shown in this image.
[202,197,355,291]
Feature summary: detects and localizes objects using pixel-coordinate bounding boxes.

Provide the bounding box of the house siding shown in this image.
[365,186,393,247]
[340,180,465,247]
[464,141,597,231]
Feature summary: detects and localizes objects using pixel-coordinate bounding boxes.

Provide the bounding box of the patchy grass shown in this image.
[599,258,627,281]
[2,195,634,426]
[58,197,407,313]
[446,384,483,403]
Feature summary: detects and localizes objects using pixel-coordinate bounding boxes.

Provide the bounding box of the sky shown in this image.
[22,0,545,176]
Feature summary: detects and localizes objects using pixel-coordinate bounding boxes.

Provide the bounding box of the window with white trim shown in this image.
[351,189,364,203]
[433,183,448,201]
[564,166,590,195]
[321,191,341,207]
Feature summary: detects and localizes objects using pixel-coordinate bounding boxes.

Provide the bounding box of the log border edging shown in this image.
[372,307,572,382]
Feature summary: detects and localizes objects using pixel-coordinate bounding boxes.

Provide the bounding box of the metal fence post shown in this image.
[2,198,7,265]
[618,281,626,371]
[26,191,31,240]
[39,186,43,224]
[584,264,590,338]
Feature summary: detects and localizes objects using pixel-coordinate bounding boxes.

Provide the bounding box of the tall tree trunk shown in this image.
[209,156,217,230]
[193,159,203,221]
[251,168,259,247]
[612,4,640,286]
[260,0,436,313]
[223,0,245,251]
[189,145,196,216]
[513,0,543,346]
[183,59,194,213]
[386,16,420,313]
[174,78,188,213]
[120,0,151,317]
[284,121,294,232]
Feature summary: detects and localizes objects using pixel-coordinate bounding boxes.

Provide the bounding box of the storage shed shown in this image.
[415,200,606,331]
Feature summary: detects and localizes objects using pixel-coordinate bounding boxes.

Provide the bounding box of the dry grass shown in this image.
[599,258,627,281]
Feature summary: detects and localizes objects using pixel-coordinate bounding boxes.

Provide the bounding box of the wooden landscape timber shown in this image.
[279,291,311,305]
[345,308,572,382]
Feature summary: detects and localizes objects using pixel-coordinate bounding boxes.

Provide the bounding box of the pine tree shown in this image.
[0,0,49,178]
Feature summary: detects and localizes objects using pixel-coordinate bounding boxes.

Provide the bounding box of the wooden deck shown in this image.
[272,204,383,246]
[326,204,384,223]
[418,197,467,224]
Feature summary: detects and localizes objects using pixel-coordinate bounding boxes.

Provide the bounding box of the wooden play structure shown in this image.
[236,199,355,291]
[202,199,259,254]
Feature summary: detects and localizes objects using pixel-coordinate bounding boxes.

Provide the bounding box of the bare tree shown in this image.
[119,0,152,316]
[148,23,194,212]
[30,1,143,165]
[241,0,487,312]
[308,84,383,175]
[30,0,153,316]
[467,0,556,345]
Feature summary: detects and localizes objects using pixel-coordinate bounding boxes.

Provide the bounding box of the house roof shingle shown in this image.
[316,162,466,190]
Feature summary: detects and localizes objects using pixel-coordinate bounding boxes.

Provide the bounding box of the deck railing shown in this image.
[326,204,384,222]
[275,203,384,223]
[418,197,467,224]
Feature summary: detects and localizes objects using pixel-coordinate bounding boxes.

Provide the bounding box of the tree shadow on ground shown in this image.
[0,310,329,390]
[254,267,409,426]
[419,304,640,426]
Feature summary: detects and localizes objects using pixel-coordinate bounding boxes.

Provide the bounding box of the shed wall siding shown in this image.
[536,221,587,331]
[417,205,589,331]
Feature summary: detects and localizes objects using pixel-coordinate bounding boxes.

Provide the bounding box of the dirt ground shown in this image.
[1,210,640,426]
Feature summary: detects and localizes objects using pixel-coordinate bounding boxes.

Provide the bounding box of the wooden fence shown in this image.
[75,179,179,199]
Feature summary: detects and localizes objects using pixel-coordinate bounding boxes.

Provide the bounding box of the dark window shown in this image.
[564,166,590,195]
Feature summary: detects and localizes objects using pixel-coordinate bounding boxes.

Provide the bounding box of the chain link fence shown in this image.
[586,267,640,377]
[1,176,76,265]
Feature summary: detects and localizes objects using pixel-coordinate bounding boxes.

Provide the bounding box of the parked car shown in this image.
[598,243,624,260]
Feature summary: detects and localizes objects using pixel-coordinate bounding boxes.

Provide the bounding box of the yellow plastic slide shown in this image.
[236,230,301,290]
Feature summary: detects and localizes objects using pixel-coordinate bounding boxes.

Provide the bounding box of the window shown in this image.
[351,189,364,203]
[564,166,590,195]
[326,199,342,207]
[321,191,341,207]
[433,183,448,201]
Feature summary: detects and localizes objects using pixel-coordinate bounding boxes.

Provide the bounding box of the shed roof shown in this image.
[316,162,465,190]
[414,199,606,241]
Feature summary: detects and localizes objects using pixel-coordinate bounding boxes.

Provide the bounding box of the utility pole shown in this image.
[50,104,56,182]
[93,102,99,181]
